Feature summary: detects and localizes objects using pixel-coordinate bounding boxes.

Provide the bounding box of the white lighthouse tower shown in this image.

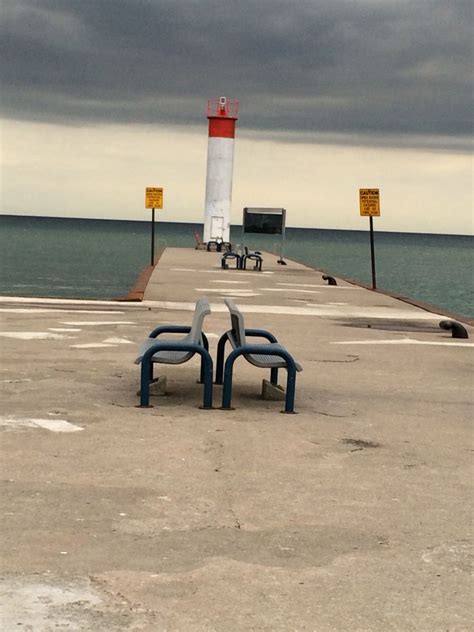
[203,96,239,243]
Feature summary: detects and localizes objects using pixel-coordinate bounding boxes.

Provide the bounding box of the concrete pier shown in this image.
[1,248,472,631]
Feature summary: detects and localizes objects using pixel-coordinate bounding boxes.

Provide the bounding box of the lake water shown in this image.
[0,215,472,318]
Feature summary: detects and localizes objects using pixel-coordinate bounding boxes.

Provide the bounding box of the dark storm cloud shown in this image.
[1,0,472,147]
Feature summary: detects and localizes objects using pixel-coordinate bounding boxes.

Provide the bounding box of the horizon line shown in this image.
[1,213,472,238]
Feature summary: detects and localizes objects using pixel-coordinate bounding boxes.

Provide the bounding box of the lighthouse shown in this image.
[203,96,239,243]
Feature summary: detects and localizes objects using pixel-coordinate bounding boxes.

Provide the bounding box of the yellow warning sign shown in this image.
[145,187,163,209]
[359,189,380,217]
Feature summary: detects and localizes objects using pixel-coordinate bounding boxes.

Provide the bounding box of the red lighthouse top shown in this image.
[207,97,239,120]
[207,97,239,139]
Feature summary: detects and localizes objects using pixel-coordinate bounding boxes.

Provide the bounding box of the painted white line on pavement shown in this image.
[102,337,133,344]
[0,416,83,432]
[171,268,197,272]
[0,308,125,314]
[61,321,135,326]
[0,296,136,307]
[196,288,256,293]
[333,339,474,347]
[277,283,362,290]
[261,288,321,294]
[141,300,446,320]
[209,280,249,284]
[195,289,260,297]
[0,332,66,340]
[49,328,82,332]
[204,270,274,276]
[70,343,116,348]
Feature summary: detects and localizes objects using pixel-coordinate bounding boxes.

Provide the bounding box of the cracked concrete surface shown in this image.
[1,249,472,631]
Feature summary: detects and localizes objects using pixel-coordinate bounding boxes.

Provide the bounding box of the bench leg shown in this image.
[199,350,214,409]
[199,356,205,384]
[215,332,230,385]
[197,334,210,384]
[270,367,278,385]
[283,366,297,414]
[221,346,298,413]
[221,355,236,409]
[139,359,153,407]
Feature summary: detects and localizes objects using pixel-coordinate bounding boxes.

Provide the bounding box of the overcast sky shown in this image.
[1,0,472,233]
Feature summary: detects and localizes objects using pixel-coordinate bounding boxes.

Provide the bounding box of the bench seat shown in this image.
[226,332,302,370]
[136,337,196,365]
[135,297,213,408]
[216,299,302,413]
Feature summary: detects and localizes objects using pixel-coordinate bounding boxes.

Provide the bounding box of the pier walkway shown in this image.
[1,248,473,631]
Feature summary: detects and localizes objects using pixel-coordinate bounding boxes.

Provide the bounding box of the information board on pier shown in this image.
[359,189,380,216]
[145,187,163,209]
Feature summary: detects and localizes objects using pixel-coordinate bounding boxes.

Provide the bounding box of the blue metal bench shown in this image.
[221,251,242,269]
[135,297,213,409]
[207,240,232,253]
[215,299,302,413]
[241,247,263,271]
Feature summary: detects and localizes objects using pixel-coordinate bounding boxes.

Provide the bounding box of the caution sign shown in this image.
[145,187,163,209]
[359,189,380,217]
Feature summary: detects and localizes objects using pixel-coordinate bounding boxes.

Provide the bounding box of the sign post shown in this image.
[359,188,380,289]
[145,187,163,266]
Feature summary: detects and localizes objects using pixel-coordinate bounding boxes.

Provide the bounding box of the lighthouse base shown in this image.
[204,215,229,243]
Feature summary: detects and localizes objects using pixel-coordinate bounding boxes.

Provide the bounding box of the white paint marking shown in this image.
[333,339,474,347]
[195,288,261,297]
[171,268,196,272]
[61,321,135,326]
[262,288,320,294]
[141,300,447,320]
[0,379,32,383]
[277,283,361,290]
[205,270,270,276]
[209,280,249,284]
[196,288,258,293]
[0,416,83,432]
[102,337,133,344]
[49,328,82,332]
[71,343,116,348]
[219,293,260,297]
[0,296,135,307]
[0,332,66,340]
[0,309,125,314]
[64,310,125,314]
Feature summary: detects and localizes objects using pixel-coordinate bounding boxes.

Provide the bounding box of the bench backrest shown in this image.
[189,296,211,343]
[224,298,246,347]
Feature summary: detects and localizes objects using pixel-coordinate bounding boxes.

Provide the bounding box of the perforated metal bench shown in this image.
[207,240,232,253]
[135,297,213,408]
[241,247,263,271]
[215,299,302,413]
[221,251,242,269]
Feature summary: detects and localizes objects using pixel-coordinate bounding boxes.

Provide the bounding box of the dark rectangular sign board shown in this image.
[243,208,285,235]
